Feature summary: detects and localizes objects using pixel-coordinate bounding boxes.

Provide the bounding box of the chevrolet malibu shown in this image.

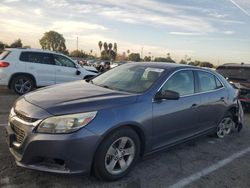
[6,63,243,180]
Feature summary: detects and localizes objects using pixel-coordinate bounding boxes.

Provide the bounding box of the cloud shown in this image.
[169,32,206,36]
[223,30,234,35]
[99,7,215,32]
[50,21,108,34]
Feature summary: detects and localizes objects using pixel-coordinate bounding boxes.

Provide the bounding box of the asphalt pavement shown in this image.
[0,86,250,188]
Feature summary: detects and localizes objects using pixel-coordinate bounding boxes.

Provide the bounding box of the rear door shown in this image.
[20,52,56,86]
[53,54,82,84]
[196,70,227,130]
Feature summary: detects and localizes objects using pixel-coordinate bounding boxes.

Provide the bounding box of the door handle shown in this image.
[191,103,198,108]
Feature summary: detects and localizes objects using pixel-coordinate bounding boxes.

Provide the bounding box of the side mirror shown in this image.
[76,70,81,75]
[155,90,180,101]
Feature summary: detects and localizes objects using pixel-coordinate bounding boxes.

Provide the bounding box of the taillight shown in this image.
[0,61,10,68]
[240,98,250,102]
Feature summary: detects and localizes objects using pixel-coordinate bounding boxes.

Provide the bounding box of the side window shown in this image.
[215,76,223,89]
[20,52,54,65]
[197,71,217,92]
[54,55,76,68]
[161,70,195,96]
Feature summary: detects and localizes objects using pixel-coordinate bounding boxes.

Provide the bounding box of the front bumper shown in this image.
[6,118,100,174]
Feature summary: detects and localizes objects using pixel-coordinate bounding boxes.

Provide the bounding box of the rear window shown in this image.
[0,50,10,60]
[20,52,54,65]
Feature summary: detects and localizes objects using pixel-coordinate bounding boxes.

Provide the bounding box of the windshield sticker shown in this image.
[145,68,164,73]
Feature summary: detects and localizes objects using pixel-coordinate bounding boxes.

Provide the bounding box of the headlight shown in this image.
[36,111,97,134]
[10,107,16,117]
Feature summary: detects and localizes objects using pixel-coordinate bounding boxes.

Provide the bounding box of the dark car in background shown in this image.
[6,63,243,181]
[217,63,250,110]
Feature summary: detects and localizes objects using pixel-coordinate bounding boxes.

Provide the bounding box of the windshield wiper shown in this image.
[101,85,113,89]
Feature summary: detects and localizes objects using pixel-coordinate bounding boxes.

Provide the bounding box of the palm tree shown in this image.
[127,50,130,55]
[113,43,117,53]
[103,42,108,52]
[108,43,113,51]
[98,41,102,56]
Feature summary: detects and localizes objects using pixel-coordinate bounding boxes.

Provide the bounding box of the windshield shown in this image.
[0,50,10,60]
[92,64,165,93]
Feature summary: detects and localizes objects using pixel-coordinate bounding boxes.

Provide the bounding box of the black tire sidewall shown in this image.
[94,128,140,181]
[11,75,35,95]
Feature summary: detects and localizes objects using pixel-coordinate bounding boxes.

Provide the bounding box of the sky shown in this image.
[0,0,249,64]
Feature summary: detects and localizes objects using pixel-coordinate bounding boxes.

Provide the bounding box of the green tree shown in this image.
[98,41,102,55]
[179,59,187,64]
[144,56,151,61]
[199,61,214,68]
[103,42,108,52]
[128,53,140,62]
[70,50,88,58]
[0,41,5,51]
[39,31,68,54]
[10,39,22,48]
[100,41,117,60]
[127,50,130,55]
[189,60,200,66]
[113,43,117,53]
[154,57,175,63]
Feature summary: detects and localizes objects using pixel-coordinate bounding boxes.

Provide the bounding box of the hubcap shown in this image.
[15,79,32,94]
[105,137,135,175]
[217,117,234,138]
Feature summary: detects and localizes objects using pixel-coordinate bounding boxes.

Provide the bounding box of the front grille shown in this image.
[11,123,26,144]
[15,110,38,123]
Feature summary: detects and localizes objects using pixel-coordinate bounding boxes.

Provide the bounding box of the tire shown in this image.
[94,128,140,181]
[11,75,35,95]
[216,112,234,138]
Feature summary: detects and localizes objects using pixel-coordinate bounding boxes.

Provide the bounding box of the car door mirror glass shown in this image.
[155,90,180,101]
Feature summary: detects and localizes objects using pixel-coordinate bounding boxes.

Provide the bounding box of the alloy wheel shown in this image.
[105,137,135,175]
[14,78,32,94]
[217,117,234,138]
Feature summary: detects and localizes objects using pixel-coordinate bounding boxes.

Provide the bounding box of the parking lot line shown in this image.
[0,123,7,127]
[168,146,250,188]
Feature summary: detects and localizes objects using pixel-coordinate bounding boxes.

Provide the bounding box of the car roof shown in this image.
[130,62,205,71]
[218,63,250,68]
[5,48,61,55]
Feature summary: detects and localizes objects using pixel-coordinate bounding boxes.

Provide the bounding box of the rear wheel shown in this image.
[11,75,35,95]
[94,128,140,181]
[216,113,234,138]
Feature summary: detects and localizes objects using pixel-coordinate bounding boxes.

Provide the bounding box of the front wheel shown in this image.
[11,75,35,95]
[216,113,234,138]
[94,128,140,181]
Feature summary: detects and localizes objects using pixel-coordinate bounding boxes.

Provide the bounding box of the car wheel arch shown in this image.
[227,105,238,122]
[90,124,146,175]
[8,73,37,89]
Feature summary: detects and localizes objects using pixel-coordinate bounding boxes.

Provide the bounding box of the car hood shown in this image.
[24,81,138,115]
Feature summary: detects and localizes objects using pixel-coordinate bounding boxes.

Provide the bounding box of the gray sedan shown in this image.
[6,63,243,181]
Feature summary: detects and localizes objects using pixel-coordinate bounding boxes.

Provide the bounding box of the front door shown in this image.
[53,54,81,84]
[152,70,201,150]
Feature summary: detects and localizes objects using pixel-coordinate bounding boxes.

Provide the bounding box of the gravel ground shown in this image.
[0,86,250,188]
